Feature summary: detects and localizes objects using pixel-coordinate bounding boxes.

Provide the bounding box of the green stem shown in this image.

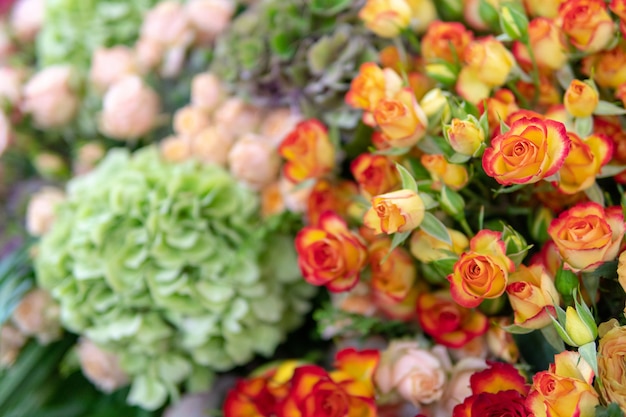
[392,37,410,86]
[523,38,541,107]
[458,216,474,238]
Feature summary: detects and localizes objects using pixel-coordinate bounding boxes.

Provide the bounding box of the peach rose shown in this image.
[22,65,79,128]
[190,125,235,166]
[513,17,568,71]
[260,108,303,149]
[141,1,195,48]
[77,339,129,393]
[564,80,599,118]
[190,72,224,114]
[185,0,235,44]
[295,211,368,292]
[173,105,210,137]
[548,202,626,271]
[135,38,164,73]
[527,351,599,417]
[618,251,626,293]
[597,320,626,409]
[486,317,520,363]
[279,175,312,213]
[278,119,335,183]
[375,341,448,405]
[358,0,412,38]
[160,135,192,163]
[506,264,560,330]
[89,46,138,92]
[73,142,106,175]
[421,21,473,64]
[228,134,281,190]
[363,189,425,234]
[99,76,161,140]
[410,228,468,263]
[482,117,571,185]
[556,132,612,194]
[373,88,428,148]
[11,288,60,344]
[557,0,614,53]
[10,0,44,42]
[350,153,399,197]
[464,37,515,88]
[26,186,66,236]
[448,230,514,308]
[214,97,262,137]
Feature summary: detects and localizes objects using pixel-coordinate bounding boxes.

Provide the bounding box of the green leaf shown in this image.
[419,192,439,210]
[500,323,535,334]
[493,183,526,195]
[593,100,626,116]
[309,0,352,15]
[420,212,452,245]
[578,341,598,376]
[448,153,471,164]
[389,231,412,254]
[574,115,594,138]
[396,163,418,193]
[499,119,510,134]
[584,181,605,206]
[596,403,626,417]
[543,321,568,351]
[598,164,626,178]
[555,267,579,304]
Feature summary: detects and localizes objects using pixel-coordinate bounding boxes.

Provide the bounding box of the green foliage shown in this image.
[596,403,626,417]
[0,243,34,325]
[35,147,316,410]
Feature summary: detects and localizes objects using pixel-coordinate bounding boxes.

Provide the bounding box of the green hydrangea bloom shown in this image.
[35,147,316,410]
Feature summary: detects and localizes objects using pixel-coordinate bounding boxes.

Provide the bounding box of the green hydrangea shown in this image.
[35,147,316,410]
[37,0,159,68]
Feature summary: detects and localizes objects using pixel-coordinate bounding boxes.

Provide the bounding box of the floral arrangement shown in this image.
[2,0,626,416]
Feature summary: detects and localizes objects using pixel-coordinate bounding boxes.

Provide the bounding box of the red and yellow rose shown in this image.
[506,264,560,330]
[564,80,599,118]
[557,0,614,53]
[448,230,515,308]
[583,44,626,89]
[373,88,428,148]
[482,117,571,185]
[556,132,613,194]
[421,21,473,64]
[548,202,626,271]
[296,211,368,292]
[364,189,425,234]
[345,62,403,114]
[358,0,412,38]
[279,119,335,183]
[350,153,399,197]
[417,290,489,348]
[445,118,485,157]
[527,351,599,417]
[307,179,359,225]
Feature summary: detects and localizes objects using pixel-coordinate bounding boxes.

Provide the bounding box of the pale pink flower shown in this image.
[135,38,164,74]
[190,124,234,166]
[228,134,281,190]
[173,105,210,137]
[77,339,129,393]
[259,108,303,148]
[99,76,160,140]
[214,97,261,137]
[12,288,60,344]
[278,175,311,213]
[26,186,66,236]
[190,72,224,114]
[90,46,138,92]
[160,135,192,163]
[22,65,79,128]
[10,0,44,42]
[141,1,195,48]
[0,66,25,106]
[185,0,235,44]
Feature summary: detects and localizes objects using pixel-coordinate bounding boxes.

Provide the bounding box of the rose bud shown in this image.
[26,186,66,236]
[482,117,571,185]
[548,202,626,271]
[278,119,335,183]
[228,134,281,191]
[359,0,412,38]
[159,135,192,163]
[448,230,514,308]
[478,89,519,135]
[10,0,44,43]
[584,45,626,89]
[173,105,210,137]
[421,154,469,191]
[463,0,499,31]
[556,132,612,194]
[464,37,516,88]
[260,108,302,149]
[295,211,368,292]
[73,142,106,175]
[99,76,161,140]
[350,153,400,197]
[506,264,560,330]
[11,288,60,344]
[364,189,425,234]
[22,65,79,128]
[190,72,224,114]
[410,228,468,263]
[185,0,235,44]
[557,0,614,53]
[597,320,626,409]
[562,305,598,346]
[135,38,164,74]
[444,117,485,156]
[564,80,599,118]
[214,97,262,136]
[419,88,451,123]
[527,351,600,417]
[77,338,129,393]
[374,88,428,148]
[189,125,235,166]
[89,46,138,93]
[421,21,473,64]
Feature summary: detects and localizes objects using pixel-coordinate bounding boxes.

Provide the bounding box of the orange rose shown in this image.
[524,0,566,17]
[527,351,600,417]
[358,0,412,38]
[417,290,489,348]
[350,153,399,197]
[548,202,626,271]
[556,132,613,194]
[295,211,368,292]
[597,320,626,409]
[279,119,335,183]
[369,238,418,320]
[464,37,516,88]
[306,179,358,225]
[506,264,560,330]
[345,62,403,114]
[421,154,469,190]
[482,117,571,185]
[564,80,599,118]
[583,44,626,88]
[448,230,515,308]
[513,18,568,71]
[421,21,473,64]
[557,0,614,53]
[363,189,425,234]
[373,88,428,148]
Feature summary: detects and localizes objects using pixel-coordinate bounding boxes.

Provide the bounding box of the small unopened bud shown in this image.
[501,224,529,266]
[499,4,529,41]
[425,63,458,86]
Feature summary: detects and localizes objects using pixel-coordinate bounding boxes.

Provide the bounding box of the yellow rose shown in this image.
[445,118,485,156]
[364,189,425,234]
[464,37,516,87]
[557,132,612,194]
[506,264,560,330]
[564,80,599,118]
